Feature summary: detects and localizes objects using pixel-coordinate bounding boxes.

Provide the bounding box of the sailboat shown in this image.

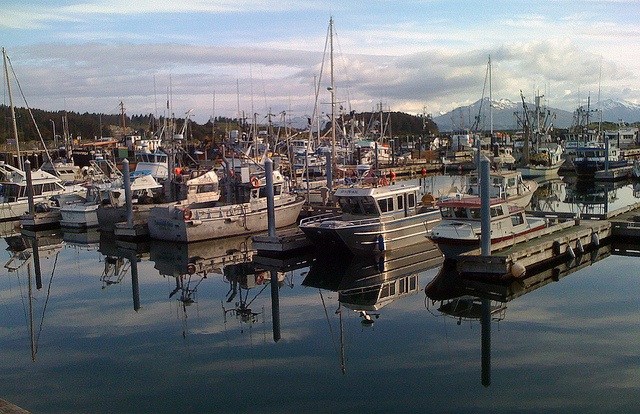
[1,48,86,221]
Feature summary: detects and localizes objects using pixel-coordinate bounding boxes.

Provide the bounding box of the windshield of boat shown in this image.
[337,196,378,215]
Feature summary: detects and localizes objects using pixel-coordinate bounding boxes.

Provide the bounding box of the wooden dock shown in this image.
[594,165,633,181]
[456,200,640,278]
[456,219,610,277]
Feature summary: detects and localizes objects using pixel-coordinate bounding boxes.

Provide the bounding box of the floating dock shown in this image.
[594,165,633,181]
[251,227,314,254]
[456,201,640,278]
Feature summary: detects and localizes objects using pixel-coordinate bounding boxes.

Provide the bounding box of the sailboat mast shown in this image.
[489,56,493,142]
[3,48,23,171]
[329,17,336,174]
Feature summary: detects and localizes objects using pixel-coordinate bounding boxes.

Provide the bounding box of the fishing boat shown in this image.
[147,170,305,243]
[514,93,565,178]
[428,196,547,258]
[0,162,86,221]
[100,169,220,232]
[298,183,441,255]
[465,170,538,208]
[573,140,628,176]
[19,193,87,229]
[60,172,162,229]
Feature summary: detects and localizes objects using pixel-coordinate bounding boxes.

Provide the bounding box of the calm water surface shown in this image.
[1,176,640,413]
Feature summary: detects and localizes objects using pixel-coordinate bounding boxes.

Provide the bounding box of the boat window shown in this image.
[490,207,502,217]
[32,184,43,196]
[399,278,406,293]
[469,208,481,219]
[453,207,467,218]
[409,275,417,290]
[507,178,516,187]
[397,195,403,210]
[440,207,454,218]
[511,212,525,226]
[360,197,378,215]
[378,197,393,213]
[196,183,218,194]
[407,193,416,208]
[339,197,365,215]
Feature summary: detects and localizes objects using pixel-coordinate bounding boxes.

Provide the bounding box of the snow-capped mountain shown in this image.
[433,98,640,132]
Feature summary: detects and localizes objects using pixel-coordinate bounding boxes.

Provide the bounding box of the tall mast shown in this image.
[3,48,23,170]
[329,17,336,173]
[489,56,493,141]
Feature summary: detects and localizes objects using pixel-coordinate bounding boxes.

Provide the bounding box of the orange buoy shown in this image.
[250,176,260,187]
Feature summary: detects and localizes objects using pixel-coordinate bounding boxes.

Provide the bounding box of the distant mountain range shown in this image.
[433,98,640,132]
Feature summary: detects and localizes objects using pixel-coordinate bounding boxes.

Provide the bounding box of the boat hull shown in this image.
[516,161,564,179]
[430,221,547,258]
[148,196,305,243]
[300,208,442,256]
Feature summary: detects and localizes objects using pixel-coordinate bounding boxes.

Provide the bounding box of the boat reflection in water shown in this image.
[304,242,443,325]
[425,239,613,387]
[4,228,64,361]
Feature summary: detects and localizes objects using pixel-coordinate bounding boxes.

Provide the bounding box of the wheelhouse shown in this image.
[334,185,419,219]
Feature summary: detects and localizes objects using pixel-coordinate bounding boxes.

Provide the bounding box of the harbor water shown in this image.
[1,175,640,413]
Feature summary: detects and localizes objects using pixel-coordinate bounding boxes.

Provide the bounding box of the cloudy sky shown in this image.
[2,0,640,124]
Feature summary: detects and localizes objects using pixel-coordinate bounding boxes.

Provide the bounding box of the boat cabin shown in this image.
[0,163,67,203]
[467,170,528,199]
[333,184,420,220]
[438,197,526,226]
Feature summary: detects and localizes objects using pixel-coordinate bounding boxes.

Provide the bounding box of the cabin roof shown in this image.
[437,196,506,208]
[334,184,419,198]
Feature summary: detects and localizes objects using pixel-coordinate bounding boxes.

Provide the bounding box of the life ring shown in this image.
[250,176,260,188]
[187,263,196,274]
[183,208,192,220]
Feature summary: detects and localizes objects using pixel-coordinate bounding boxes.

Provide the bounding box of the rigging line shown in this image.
[35,251,59,352]
[244,282,269,308]
[6,54,53,167]
[332,23,353,113]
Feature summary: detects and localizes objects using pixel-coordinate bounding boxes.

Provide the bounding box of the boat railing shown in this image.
[299,212,337,226]
[342,216,380,226]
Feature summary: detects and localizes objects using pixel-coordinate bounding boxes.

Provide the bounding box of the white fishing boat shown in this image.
[465,170,538,208]
[147,170,305,243]
[60,172,161,229]
[298,183,441,255]
[104,169,220,232]
[19,193,86,229]
[429,196,547,258]
[0,162,86,221]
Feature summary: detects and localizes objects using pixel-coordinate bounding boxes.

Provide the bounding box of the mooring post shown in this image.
[123,159,133,228]
[25,160,35,218]
[479,156,492,387]
[480,157,491,255]
[265,158,276,238]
